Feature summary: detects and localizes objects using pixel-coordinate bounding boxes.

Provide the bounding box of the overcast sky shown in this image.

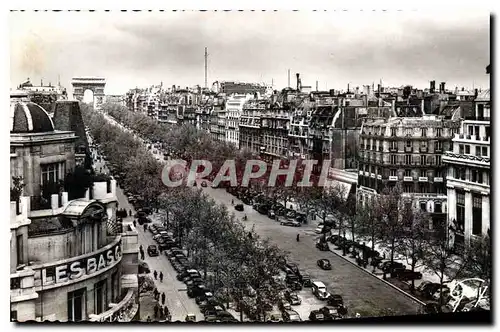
[10,11,490,95]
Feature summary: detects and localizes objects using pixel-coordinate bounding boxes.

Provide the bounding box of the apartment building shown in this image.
[444,89,491,251]
[358,114,461,230]
[225,94,253,147]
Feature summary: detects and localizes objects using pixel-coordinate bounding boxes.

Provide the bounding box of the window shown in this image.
[485,126,490,139]
[405,169,412,177]
[420,155,427,165]
[16,234,23,265]
[405,155,411,165]
[390,154,397,164]
[391,128,397,136]
[468,125,474,136]
[422,128,427,137]
[459,144,464,154]
[390,169,397,177]
[465,145,470,154]
[472,194,482,235]
[471,169,478,183]
[405,128,412,137]
[478,171,484,184]
[406,140,412,147]
[420,169,427,177]
[420,183,428,193]
[435,170,442,178]
[436,128,442,137]
[68,288,86,322]
[436,155,441,165]
[435,141,442,151]
[460,168,466,180]
[420,201,427,211]
[456,191,465,234]
[475,146,481,156]
[404,184,413,193]
[391,141,398,150]
[435,202,442,213]
[94,280,107,315]
[482,147,488,157]
[41,162,65,186]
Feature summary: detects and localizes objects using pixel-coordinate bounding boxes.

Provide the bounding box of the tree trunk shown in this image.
[390,237,396,264]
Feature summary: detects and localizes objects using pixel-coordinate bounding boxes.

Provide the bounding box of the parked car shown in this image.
[268,210,276,219]
[282,309,301,322]
[317,259,332,270]
[316,241,330,251]
[196,291,214,305]
[284,290,302,305]
[327,294,344,308]
[381,261,406,274]
[147,245,159,257]
[185,314,196,322]
[312,281,329,300]
[278,299,292,312]
[392,268,423,281]
[319,306,341,320]
[301,274,312,288]
[281,220,301,227]
[285,263,300,276]
[309,310,326,321]
[187,284,208,298]
[177,269,201,281]
[235,204,244,212]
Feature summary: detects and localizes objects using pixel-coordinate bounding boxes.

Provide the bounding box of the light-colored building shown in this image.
[10,95,138,322]
[444,89,491,251]
[225,94,253,147]
[357,114,461,231]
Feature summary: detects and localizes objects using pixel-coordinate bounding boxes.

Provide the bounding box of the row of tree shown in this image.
[82,104,289,321]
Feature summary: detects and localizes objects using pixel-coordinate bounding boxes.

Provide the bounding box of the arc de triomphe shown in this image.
[71,77,106,109]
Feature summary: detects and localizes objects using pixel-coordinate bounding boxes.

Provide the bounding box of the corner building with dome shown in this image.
[9,91,139,322]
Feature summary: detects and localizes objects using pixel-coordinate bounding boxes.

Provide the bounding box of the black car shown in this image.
[317,259,332,270]
[381,261,406,274]
[284,290,301,305]
[235,204,244,212]
[309,310,326,321]
[327,294,344,308]
[147,245,159,257]
[285,263,300,276]
[187,284,207,298]
[392,268,423,281]
[316,241,330,251]
[319,306,341,320]
[301,274,312,288]
[196,291,214,305]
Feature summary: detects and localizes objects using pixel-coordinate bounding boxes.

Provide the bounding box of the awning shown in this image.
[324,179,352,200]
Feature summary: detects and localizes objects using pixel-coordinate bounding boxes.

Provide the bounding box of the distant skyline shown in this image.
[10,11,490,95]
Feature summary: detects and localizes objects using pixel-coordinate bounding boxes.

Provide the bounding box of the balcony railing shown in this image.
[403,176,413,182]
[404,146,413,152]
[89,288,138,322]
[420,146,428,152]
[388,176,398,181]
[30,196,51,211]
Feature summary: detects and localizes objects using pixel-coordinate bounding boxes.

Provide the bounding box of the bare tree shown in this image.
[399,203,429,292]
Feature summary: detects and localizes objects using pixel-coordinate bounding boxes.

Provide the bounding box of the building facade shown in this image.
[444,89,491,250]
[225,94,253,147]
[357,114,461,230]
[10,95,138,322]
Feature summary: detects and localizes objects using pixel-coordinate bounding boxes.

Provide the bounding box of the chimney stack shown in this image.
[474,89,478,98]
[296,73,300,91]
[316,81,318,92]
[430,80,436,93]
[347,83,350,93]
[439,82,446,93]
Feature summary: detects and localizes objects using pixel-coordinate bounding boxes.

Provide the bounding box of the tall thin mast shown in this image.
[204,47,208,89]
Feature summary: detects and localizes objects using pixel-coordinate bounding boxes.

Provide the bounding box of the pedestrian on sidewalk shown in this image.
[154,304,159,319]
[129,209,132,217]
[144,224,147,232]
[153,288,158,299]
[159,272,164,282]
[140,250,144,261]
[161,292,166,305]
[133,220,137,228]
[296,234,300,242]
[153,270,158,280]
